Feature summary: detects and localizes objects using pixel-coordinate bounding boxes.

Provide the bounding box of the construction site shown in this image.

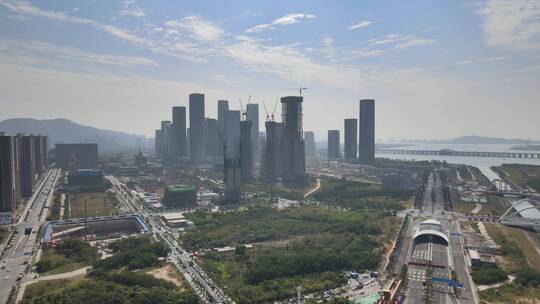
[42,214,151,247]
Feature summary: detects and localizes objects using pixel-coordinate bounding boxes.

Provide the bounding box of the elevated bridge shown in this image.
[376,148,540,159]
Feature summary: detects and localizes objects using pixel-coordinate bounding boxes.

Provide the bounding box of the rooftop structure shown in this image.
[413,219,449,245]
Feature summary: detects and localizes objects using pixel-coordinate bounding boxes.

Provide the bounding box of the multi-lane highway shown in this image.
[405,170,477,304]
[107,175,230,304]
[0,168,61,304]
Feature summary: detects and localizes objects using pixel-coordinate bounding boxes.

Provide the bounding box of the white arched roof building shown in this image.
[413,219,449,244]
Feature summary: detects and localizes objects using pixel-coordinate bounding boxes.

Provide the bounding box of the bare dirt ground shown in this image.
[146,264,186,289]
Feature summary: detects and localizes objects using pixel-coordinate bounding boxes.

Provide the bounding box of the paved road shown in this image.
[304,178,321,198]
[449,221,476,304]
[107,175,230,304]
[405,169,477,304]
[0,168,60,304]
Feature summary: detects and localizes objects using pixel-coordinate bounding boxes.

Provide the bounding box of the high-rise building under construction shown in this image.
[280,96,305,180]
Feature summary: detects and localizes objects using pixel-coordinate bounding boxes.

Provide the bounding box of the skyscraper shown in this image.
[172,106,187,160]
[32,135,47,175]
[158,120,172,160]
[344,119,358,162]
[217,100,229,145]
[304,131,316,158]
[262,121,282,180]
[205,118,220,159]
[246,104,259,164]
[20,135,35,197]
[359,99,375,164]
[239,120,253,181]
[327,130,340,159]
[189,93,205,163]
[155,129,162,156]
[280,96,305,180]
[225,110,240,157]
[0,133,21,223]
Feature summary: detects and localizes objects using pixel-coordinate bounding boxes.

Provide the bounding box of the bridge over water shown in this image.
[376,148,540,159]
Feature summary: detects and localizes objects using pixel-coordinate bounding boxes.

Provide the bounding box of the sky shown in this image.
[0,0,539,141]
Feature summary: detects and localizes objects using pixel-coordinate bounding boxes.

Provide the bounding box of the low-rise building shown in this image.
[160,212,194,229]
[162,185,197,208]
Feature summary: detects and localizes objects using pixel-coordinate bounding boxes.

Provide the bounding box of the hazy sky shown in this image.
[0,0,539,141]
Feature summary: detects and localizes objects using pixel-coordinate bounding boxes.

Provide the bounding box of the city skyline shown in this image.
[0,0,539,140]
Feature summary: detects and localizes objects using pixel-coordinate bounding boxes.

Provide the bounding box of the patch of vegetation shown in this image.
[312,177,413,211]
[472,265,507,285]
[67,179,113,194]
[0,226,7,244]
[496,164,540,191]
[68,191,117,218]
[469,166,492,188]
[90,269,177,289]
[188,205,391,303]
[24,237,197,304]
[244,233,378,284]
[515,268,540,287]
[182,206,390,250]
[485,223,540,272]
[244,178,316,201]
[22,277,198,304]
[93,237,170,271]
[36,238,98,274]
[203,250,346,304]
[455,165,472,180]
[47,193,62,221]
[23,277,87,302]
[479,283,540,304]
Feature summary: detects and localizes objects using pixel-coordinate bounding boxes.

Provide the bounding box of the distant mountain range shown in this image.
[402,136,540,145]
[510,145,540,151]
[0,118,148,152]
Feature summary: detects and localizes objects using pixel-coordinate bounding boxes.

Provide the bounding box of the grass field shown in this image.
[451,193,507,216]
[484,223,540,273]
[479,283,540,303]
[313,177,413,211]
[496,164,540,192]
[23,276,86,302]
[68,191,117,218]
[38,249,86,275]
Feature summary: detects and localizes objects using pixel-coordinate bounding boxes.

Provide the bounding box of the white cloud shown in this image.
[367,33,403,46]
[0,38,158,67]
[322,36,334,47]
[347,49,384,58]
[226,36,369,90]
[394,37,436,49]
[119,6,145,18]
[348,20,372,30]
[211,73,249,84]
[246,13,315,33]
[367,33,436,49]
[456,56,509,65]
[0,0,150,46]
[474,0,540,51]
[165,16,223,42]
